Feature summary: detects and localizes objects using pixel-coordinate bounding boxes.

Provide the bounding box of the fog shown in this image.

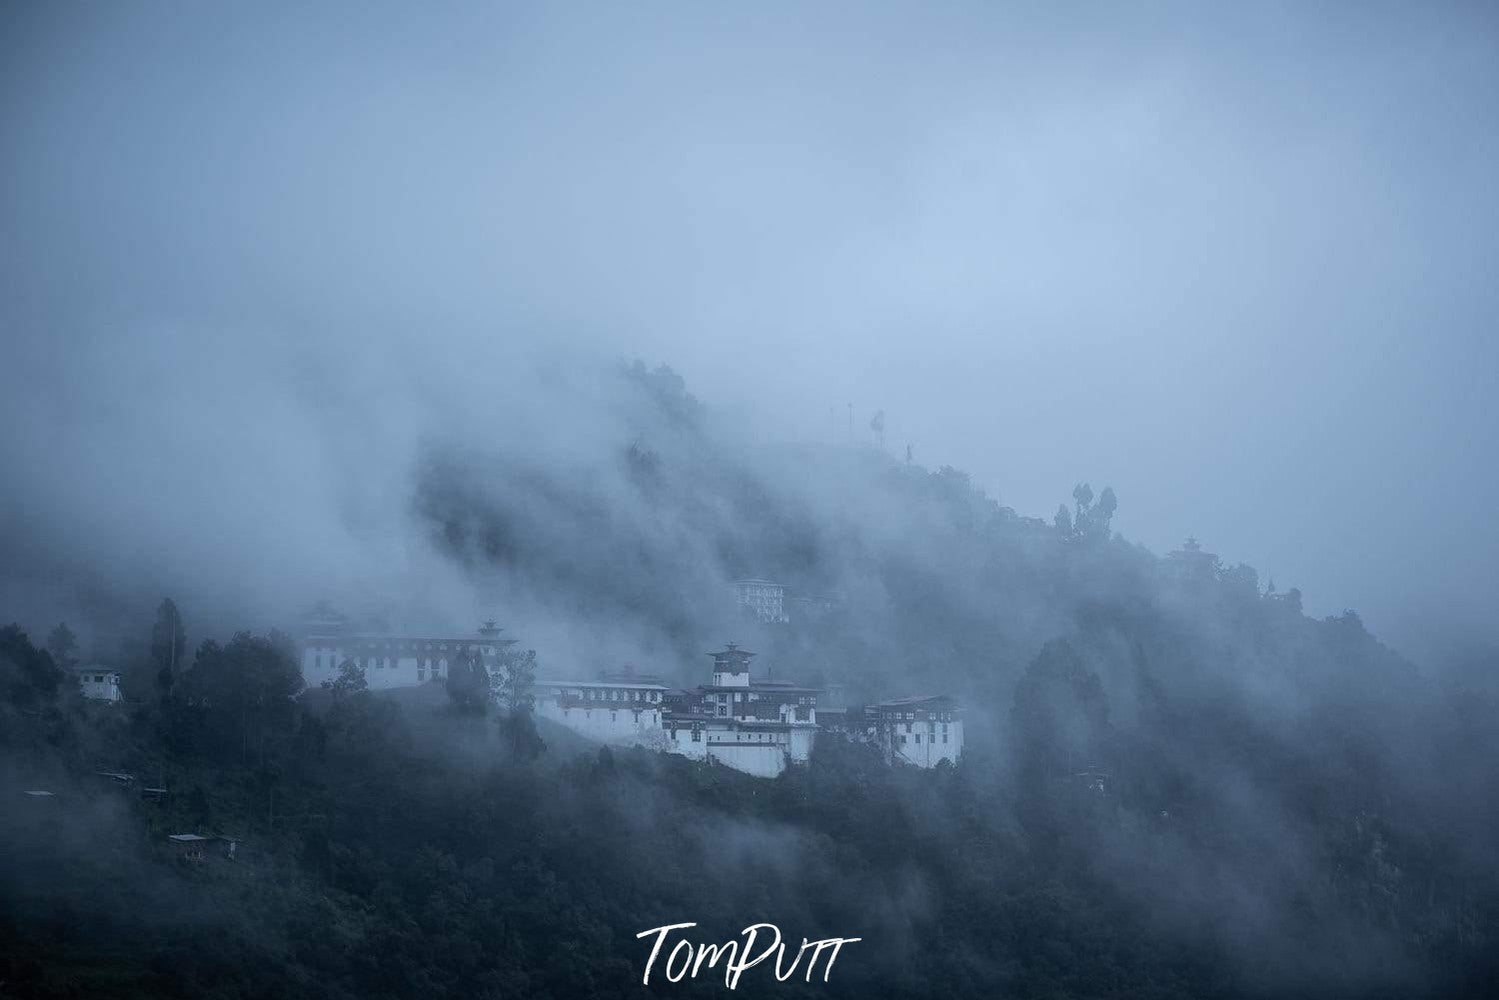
[4,1,1497,657]
[5,7,1499,997]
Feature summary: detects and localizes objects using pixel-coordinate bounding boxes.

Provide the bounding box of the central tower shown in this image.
[709,642,754,688]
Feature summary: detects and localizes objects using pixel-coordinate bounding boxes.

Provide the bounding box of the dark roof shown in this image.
[317,632,520,645]
[699,683,821,695]
[876,695,955,708]
[599,666,664,684]
[536,679,668,690]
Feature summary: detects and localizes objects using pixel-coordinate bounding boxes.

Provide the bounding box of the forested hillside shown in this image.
[4,365,1498,999]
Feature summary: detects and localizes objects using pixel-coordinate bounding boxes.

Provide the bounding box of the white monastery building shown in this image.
[536,643,962,777]
[296,604,518,692]
[534,667,668,744]
[538,643,821,778]
[818,696,964,768]
[294,603,963,778]
[733,579,788,624]
[869,695,963,767]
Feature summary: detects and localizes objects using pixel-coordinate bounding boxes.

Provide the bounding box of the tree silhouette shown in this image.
[445,648,490,715]
[46,622,79,673]
[1054,504,1073,536]
[323,658,368,699]
[493,647,537,713]
[151,598,187,695]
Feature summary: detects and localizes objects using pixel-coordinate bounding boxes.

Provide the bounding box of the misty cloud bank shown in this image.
[4,1,1497,657]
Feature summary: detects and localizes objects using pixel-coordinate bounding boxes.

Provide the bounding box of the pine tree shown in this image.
[151,598,187,695]
[46,622,79,672]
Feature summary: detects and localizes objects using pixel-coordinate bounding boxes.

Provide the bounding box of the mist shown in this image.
[4,5,1499,998]
[4,0,1496,657]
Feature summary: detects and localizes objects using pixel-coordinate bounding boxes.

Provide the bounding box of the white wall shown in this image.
[536,701,662,744]
[78,671,122,702]
[664,725,709,760]
[787,726,816,762]
[890,719,963,768]
[301,645,472,691]
[708,743,787,778]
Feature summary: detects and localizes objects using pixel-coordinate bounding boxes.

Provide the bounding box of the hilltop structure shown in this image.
[864,696,963,767]
[293,605,961,777]
[733,579,788,623]
[538,643,820,777]
[538,642,961,776]
[1161,536,1219,584]
[532,667,669,744]
[294,604,518,691]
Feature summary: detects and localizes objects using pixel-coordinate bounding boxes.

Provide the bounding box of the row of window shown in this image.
[718,691,814,705]
[562,708,656,721]
[902,722,950,734]
[312,654,450,673]
[899,734,951,745]
[311,643,495,655]
[576,688,660,703]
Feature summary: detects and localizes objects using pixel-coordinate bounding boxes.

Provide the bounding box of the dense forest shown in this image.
[5,365,1499,999]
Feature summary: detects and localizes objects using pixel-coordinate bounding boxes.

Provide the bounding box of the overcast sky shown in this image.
[2,1,1495,658]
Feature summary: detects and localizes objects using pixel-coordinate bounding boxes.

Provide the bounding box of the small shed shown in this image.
[168,832,240,862]
[76,666,124,703]
[168,833,210,862]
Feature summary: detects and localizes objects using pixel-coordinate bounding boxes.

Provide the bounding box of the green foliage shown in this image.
[1010,638,1111,778]
[2,607,1499,999]
[1,622,65,708]
[496,707,546,761]
[169,630,302,764]
[492,647,537,714]
[46,621,79,672]
[324,658,369,699]
[150,597,187,695]
[444,649,489,715]
[0,367,1493,996]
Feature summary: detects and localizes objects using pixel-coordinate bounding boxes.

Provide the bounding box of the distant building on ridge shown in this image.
[733,579,788,623]
[1161,536,1219,584]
